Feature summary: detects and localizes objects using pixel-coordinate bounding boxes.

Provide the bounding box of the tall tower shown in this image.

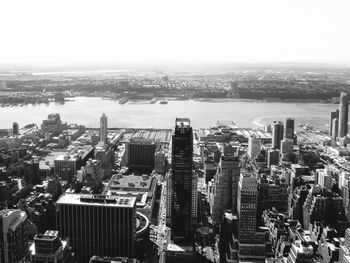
[329,110,339,136]
[332,117,339,140]
[284,118,295,140]
[0,209,30,263]
[211,154,240,224]
[12,122,19,136]
[100,113,108,143]
[237,173,258,243]
[338,92,349,138]
[272,121,284,149]
[247,136,262,159]
[170,118,195,243]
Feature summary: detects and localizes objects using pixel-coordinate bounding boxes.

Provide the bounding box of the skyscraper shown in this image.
[12,122,19,136]
[332,117,339,140]
[170,118,196,243]
[211,154,240,224]
[56,194,136,262]
[329,110,339,136]
[272,121,284,149]
[284,118,295,140]
[100,113,108,143]
[338,92,349,138]
[237,173,258,243]
[247,136,262,159]
[0,209,30,263]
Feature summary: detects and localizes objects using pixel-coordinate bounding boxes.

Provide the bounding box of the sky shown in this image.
[0,0,349,64]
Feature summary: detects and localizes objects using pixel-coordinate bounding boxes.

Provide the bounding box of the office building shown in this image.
[125,138,156,171]
[267,149,280,167]
[85,159,103,181]
[41,113,63,134]
[154,149,166,174]
[12,122,19,136]
[237,173,258,243]
[303,186,346,234]
[330,110,339,136]
[316,168,333,190]
[30,230,73,263]
[95,142,114,178]
[166,171,173,226]
[23,159,41,184]
[339,92,349,138]
[272,121,284,149]
[100,113,108,143]
[211,155,240,224]
[287,241,313,263]
[54,154,79,180]
[247,136,261,159]
[56,194,137,262]
[281,139,294,160]
[103,173,157,219]
[170,118,196,243]
[284,118,295,140]
[0,209,30,263]
[332,117,339,140]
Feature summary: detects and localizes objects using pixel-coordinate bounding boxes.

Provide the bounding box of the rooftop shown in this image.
[56,194,136,208]
[175,118,190,128]
[105,174,155,192]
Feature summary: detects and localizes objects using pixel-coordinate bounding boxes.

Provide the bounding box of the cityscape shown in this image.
[1,90,350,262]
[2,0,350,262]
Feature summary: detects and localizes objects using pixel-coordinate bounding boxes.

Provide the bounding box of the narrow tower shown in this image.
[170,118,196,243]
[338,92,349,138]
[100,113,108,143]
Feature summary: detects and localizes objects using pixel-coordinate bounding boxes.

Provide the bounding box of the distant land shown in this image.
[1,61,350,75]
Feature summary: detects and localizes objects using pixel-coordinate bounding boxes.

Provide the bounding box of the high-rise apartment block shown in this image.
[170,118,197,243]
[56,194,136,262]
[12,122,19,136]
[0,209,30,263]
[237,173,258,243]
[338,92,349,138]
[284,118,295,140]
[330,110,339,137]
[100,113,108,143]
[247,136,261,159]
[211,155,240,224]
[267,149,280,167]
[272,121,284,149]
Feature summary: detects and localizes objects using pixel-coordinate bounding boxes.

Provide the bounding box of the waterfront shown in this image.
[0,97,337,130]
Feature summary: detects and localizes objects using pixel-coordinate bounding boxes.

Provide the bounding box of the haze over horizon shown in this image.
[0,0,350,67]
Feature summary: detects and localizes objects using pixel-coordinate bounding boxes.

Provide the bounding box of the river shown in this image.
[0,97,338,130]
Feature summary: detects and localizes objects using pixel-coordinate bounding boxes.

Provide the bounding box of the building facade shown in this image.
[247,136,261,159]
[284,118,295,140]
[0,209,30,263]
[170,118,196,243]
[100,113,108,143]
[272,121,284,149]
[56,194,136,262]
[338,92,349,138]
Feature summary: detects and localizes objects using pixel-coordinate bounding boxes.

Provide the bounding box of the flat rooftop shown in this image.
[105,174,156,192]
[56,194,136,208]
